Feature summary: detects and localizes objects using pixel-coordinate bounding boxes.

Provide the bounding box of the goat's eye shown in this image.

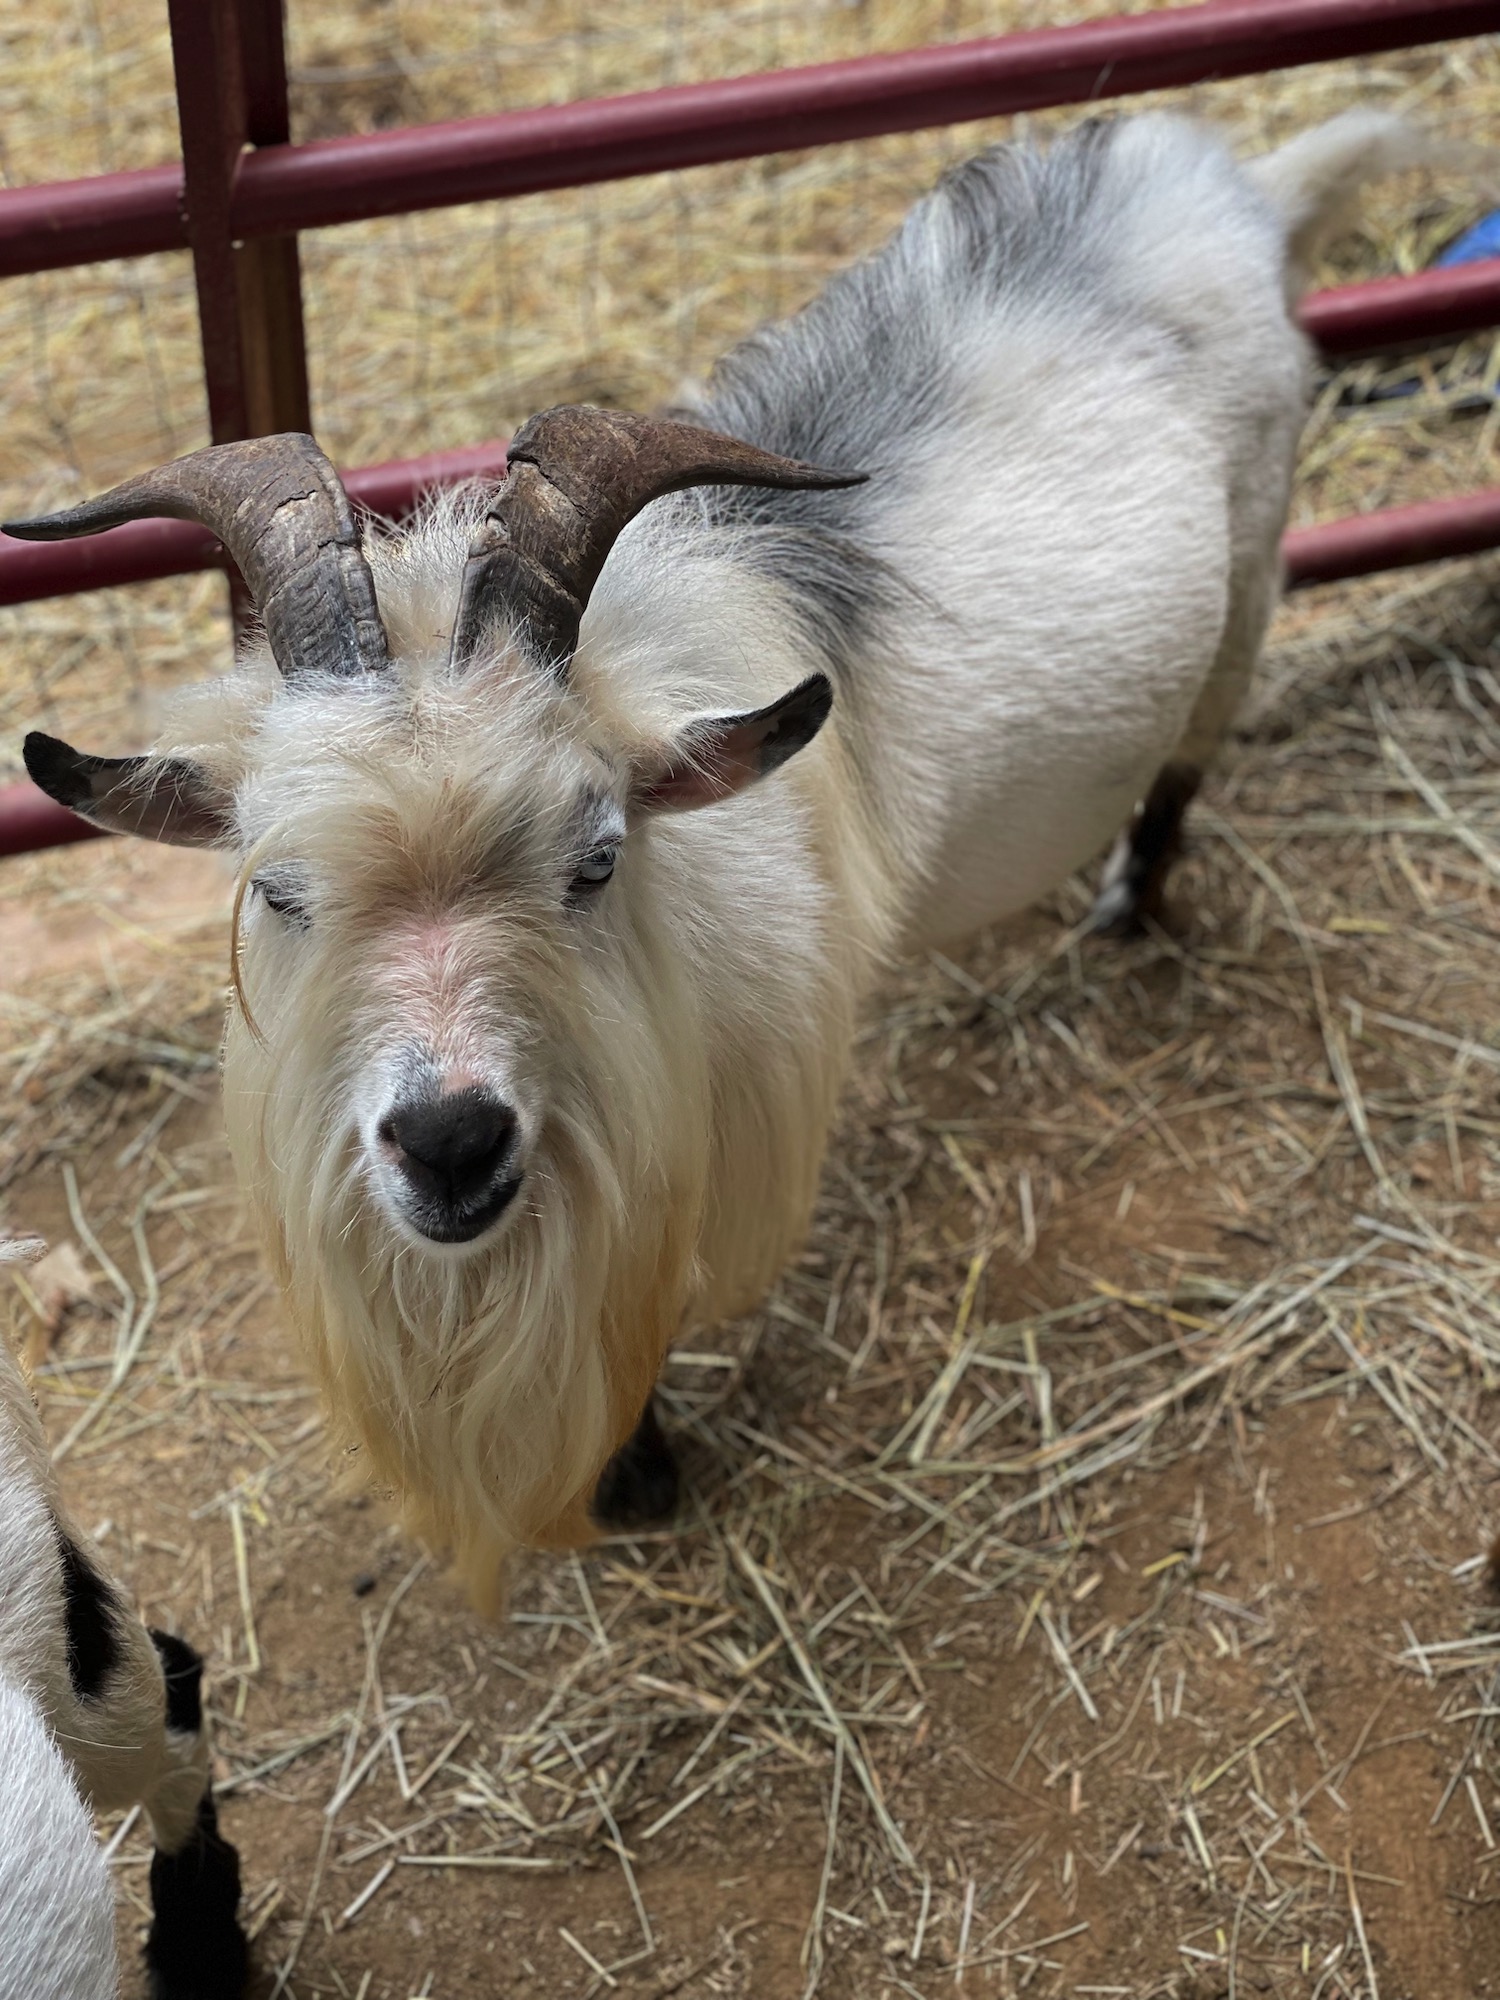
[569,843,618,899]
[251,873,310,928]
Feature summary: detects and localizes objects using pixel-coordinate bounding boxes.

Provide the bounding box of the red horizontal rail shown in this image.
[0,162,184,277]
[348,437,511,518]
[3,435,1498,611]
[0,438,511,608]
[4,306,1496,606]
[4,481,1498,856]
[1304,258,1500,356]
[231,0,1499,236]
[0,785,104,858]
[0,0,1495,277]
[1282,486,1500,586]
[0,516,220,607]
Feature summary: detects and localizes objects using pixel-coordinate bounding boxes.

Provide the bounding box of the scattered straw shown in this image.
[2,10,1498,1996]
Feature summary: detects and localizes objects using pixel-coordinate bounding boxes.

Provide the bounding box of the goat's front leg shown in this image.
[590,1396,681,1529]
[142,1632,248,2000]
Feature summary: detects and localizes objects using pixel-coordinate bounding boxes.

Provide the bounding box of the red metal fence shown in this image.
[2,0,1499,857]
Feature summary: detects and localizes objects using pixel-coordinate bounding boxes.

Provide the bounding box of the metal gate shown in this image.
[2,0,1497,855]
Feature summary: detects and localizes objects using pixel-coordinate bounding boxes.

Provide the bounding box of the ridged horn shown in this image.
[3,433,389,681]
[448,405,867,675]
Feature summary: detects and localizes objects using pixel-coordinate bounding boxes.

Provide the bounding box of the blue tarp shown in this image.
[1436,212,1500,267]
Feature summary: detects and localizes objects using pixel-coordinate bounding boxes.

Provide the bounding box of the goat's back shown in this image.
[692,114,1304,536]
[667,114,1305,937]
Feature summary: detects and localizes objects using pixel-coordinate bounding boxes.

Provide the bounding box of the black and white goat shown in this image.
[0,1240,247,1999]
[14,109,1425,1602]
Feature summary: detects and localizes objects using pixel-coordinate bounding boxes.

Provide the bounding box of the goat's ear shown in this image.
[24,731,233,847]
[632,672,832,816]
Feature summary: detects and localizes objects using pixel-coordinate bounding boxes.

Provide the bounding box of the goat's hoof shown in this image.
[145,1918,249,2000]
[1089,878,1147,938]
[1089,840,1168,938]
[1093,762,1200,936]
[1089,874,1159,939]
[145,1928,249,2000]
[145,1797,249,2000]
[592,1406,681,1529]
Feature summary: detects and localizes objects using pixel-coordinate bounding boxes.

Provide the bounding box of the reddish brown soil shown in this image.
[5,661,1499,2000]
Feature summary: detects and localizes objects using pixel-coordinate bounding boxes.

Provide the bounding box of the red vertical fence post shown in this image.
[167,0,311,633]
[233,0,313,443]
[168,0,310,445]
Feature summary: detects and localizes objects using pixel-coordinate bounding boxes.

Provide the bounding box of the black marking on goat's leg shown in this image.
[148,1628,205,1733]
[145,1791,249,2000]
[1090,760,1203,937]
[56,1524,122,1700]
[591,1396,681,1529]
[144,1630,249,2000]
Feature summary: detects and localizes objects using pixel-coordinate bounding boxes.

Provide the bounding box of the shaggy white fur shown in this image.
[22,110,1425,1604]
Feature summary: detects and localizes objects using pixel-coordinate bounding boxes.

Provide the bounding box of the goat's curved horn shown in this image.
[3,434,389,681]
[448,405,866,675]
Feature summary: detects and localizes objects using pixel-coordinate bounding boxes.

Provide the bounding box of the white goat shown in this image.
[0,1240,246,1998]
[15,109,1421,1603]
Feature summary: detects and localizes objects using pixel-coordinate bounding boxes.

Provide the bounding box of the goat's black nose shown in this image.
[381,1089,518,1226]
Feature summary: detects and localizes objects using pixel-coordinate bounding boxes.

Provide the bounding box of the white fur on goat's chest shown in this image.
[858,353,1234,947]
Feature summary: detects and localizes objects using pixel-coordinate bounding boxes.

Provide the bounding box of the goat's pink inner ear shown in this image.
[23,731,233,849]
[632,671,834,817]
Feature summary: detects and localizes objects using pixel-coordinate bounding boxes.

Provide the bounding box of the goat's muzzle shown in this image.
[377,1086,523,1245]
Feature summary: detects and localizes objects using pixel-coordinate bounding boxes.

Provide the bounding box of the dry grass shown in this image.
[5,557,1500,1996]
[2,5,1500,1998]
[0,1,1496,785]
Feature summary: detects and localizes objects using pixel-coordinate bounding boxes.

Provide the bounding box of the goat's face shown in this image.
[16,423,849,1583]
[26,615,831,1578]
[26,562,831,1276]
[232,665,628,1256]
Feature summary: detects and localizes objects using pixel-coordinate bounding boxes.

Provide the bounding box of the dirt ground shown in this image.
[4,553,1500,2000]
[2,8,1500,1999]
